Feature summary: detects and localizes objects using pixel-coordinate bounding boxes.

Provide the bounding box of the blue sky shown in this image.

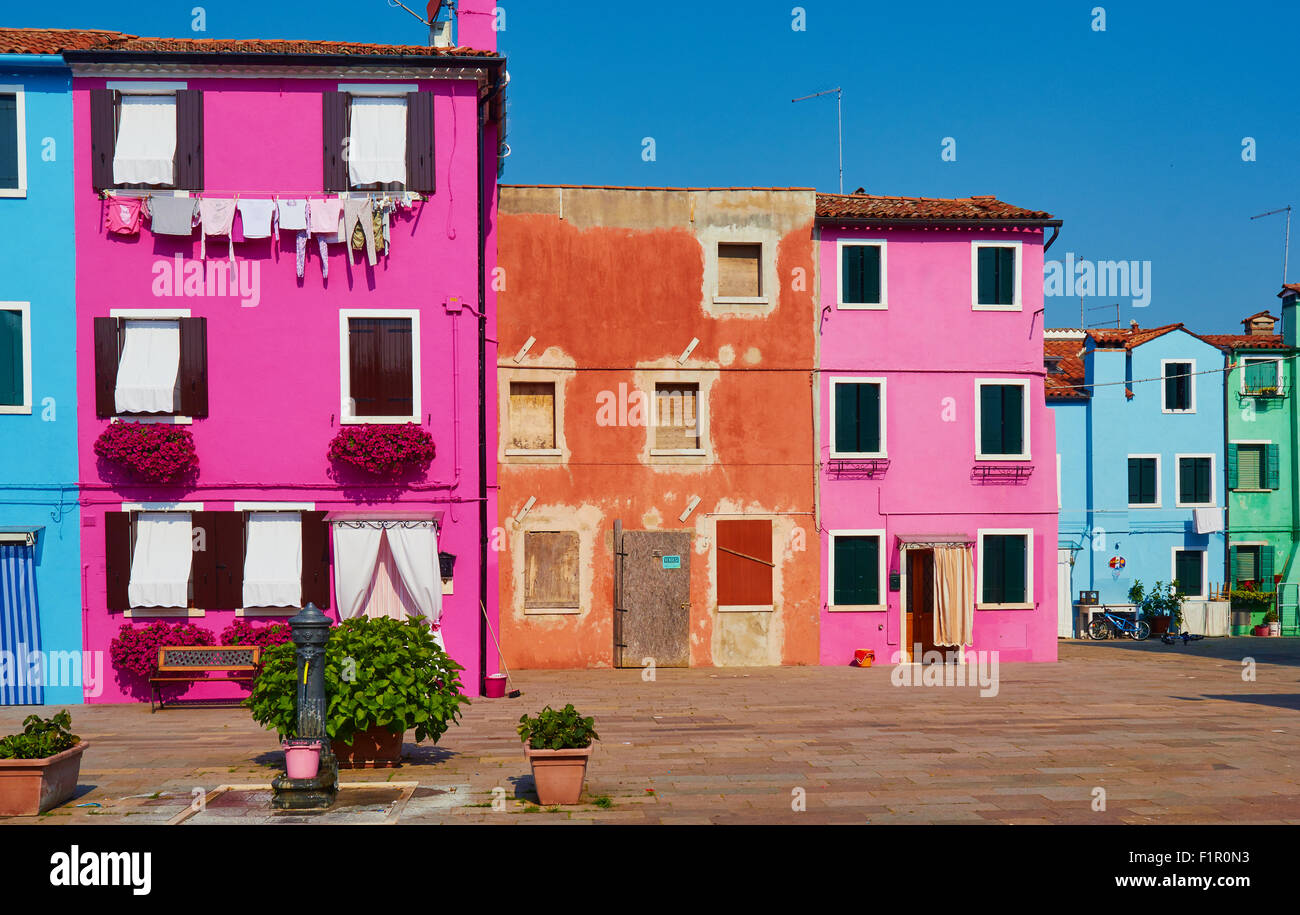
[14,1,1299,331]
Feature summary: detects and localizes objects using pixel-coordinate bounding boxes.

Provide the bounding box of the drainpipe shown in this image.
[476,83,490,698]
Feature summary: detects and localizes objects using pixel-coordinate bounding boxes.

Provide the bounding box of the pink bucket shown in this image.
[282,740,322,780]
[485,673,508,698]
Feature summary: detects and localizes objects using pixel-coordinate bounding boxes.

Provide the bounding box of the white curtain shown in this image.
[113,95,177,186]
[348,97,408,186]
[115,320,180,414]
[243,512,302,608]
[387,524,443,646]
[332,524,385,620]
[128,512,193,608]
[933,545,975,648]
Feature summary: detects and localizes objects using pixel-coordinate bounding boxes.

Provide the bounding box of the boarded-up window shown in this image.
[654,382,700,450]
[348,317,413,418]
[524,531,579,609]
[509,381,556,450]
[717,243,761,297]
[717,519,773,607]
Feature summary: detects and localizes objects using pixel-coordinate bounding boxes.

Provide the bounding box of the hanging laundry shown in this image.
[149,196,197,236]
[237,199,276,239]
[342,197,378,266]
[105,195,146,235]
[199,197,238,262]
[277,198,308,232]
[372,204,387,255]
[295,231,330,281]
[309,198,344,236]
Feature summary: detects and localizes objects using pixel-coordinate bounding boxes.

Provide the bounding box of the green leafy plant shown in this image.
[517,704,599,750]
[0,711,80,760]
[1129,579,1187,630]
[1230,586,1277,609]
[1263,609,1280,624]
[245,617,468,745]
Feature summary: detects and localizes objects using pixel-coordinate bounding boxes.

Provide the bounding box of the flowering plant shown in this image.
[109,621,215,678]
[327,424,435,477]
[221,619,293,649]
[94,423,198,482]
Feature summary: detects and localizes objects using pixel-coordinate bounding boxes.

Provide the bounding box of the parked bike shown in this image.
[1087,607,1151,641]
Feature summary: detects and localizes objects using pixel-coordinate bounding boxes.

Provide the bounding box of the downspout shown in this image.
[476,81,490,697]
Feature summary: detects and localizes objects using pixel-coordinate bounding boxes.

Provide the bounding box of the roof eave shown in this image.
[62,49,506,69]
[814,216,1061,229]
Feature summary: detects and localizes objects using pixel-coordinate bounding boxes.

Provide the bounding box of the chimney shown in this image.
[1243,311,1278,336]
[454,0,499,53]
[1129,319,1139,331]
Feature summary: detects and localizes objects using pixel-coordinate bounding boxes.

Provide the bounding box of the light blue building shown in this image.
[0,36,84,705]
[1047,324,1227,633]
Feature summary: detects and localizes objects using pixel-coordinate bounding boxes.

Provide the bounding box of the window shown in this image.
[1242,357,1282,394]
[324,88,435,194]
[1127,456,1159,506]
[838,240,885,307]
[1162,360,1194,413]
[716,243,762,298]
[1176,455,1214,506]
[0,302,31,414]
[1230,443,1279,491]
[829,531,885,610]
[1173,549,1206,598]
[717,519,773,611]
[523,531,580,612]
[1231,544,1274,590]
[90,84,202,191]
[127,511,194,609]
[340,311,420,423]
[972,242,1020,309]
[831,379,885,456]
[93,314,208,419]
[242,512,303,609]
[508,381,556,451]
[976,381,1028,459]
[0,86,26,196]
[979,531,1032,607]
[653,381,701,451]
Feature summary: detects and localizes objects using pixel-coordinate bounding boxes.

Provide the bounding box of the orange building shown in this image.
[496,186,820,669]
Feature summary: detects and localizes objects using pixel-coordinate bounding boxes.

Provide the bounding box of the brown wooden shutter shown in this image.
[190,511,218,609]
[348,317,413,418]
[89,89,118,191]
[405,90,435,194]
[104,511,132,612]
[93,317,120,418]
[716,519,773,606]
[323,91,349,192]
[523,532,580,609]
[177,317,208,417]
[212,511,244,610]
[300,511,330,609]
[174,89,204,191]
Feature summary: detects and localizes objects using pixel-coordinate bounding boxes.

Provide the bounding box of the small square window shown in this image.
[981,533,1028,605]
[113,94,178,187]
[975,244,1017,307]
[0,303,30,413]
[654,382,701,451]
[1164,362,1194,412]
[717,243,762,298]
[509,381,556,450]
[1127,457,1158,505]
[348,95,408,191]
[0,89,23,193]
[840,242,883,306]
[832,534,881,607]
[1177,456,1213,506]
[977,382,1026,458]
[524,531,580,611]
[345,315,416,421]
[832,381,884,455]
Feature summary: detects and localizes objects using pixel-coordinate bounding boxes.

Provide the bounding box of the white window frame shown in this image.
[977,528,1035,610]
[1174,453,1217,508]
[0,301,32,414]
[118,502,204,618]
[971,240,1022,311]
[106,81,186,191]
[338,308,422,425]
[1170,546,1208,599]
[0,85,27,198]
[649,378,707,456]
[836,239,887,309]
[828,377,887,458]
[827,529,887,612]
[339,83,415,193]
[1126,453,1162,508]
[1230,439,1271,492]
[107,307,192,424]
[1161,358,1197,414]
[1240,356,1283,394]
[974,378,1031,461]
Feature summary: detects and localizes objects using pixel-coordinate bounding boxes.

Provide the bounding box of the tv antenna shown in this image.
[387,0,431,24]
[1085,303,1121,329]
[792,87,843,195]
[1250,205,1291,287]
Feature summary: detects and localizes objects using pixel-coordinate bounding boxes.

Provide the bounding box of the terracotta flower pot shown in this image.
[1254,625,1271,637]
[332,726,403,769]
[525,744,594,805]
[0,741,89,816]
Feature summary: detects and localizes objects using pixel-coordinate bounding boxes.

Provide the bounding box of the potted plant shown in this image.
[518,704,599,806]
[93,422,198,481]
[246,616,468,769]
[1129,579,1184,635]
[1230,583,1276,635]
[1263,609,1281,637]
[0,711,88,816]
[327,425,436,478]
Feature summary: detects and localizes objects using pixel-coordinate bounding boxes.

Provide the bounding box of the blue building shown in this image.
[1047,323,1227,633]
[0,30,103,704]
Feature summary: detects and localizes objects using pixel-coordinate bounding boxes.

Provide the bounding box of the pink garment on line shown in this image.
[199,198,238,260]
[309,198,344,235]
[105,195,146,235]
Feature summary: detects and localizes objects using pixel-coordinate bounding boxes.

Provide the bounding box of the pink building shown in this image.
[67,10,504,702]
[815,193,1061,665]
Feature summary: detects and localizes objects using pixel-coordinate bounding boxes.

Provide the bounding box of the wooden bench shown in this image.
[149,645,263,712]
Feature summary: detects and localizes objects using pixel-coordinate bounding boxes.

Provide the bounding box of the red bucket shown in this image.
[485,673,508,698]
[853,649,875,668]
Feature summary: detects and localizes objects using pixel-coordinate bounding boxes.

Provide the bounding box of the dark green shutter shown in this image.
[1002,385,1023,454]
[1227,444,1239,490]
[981,536,1001,603]
[860,384,880,453]
[1128,458,1140,504]
[1128,457,1156,504]
[863,246,881,304]
[980,385,1001,454]
[0,308,21,407]
[834,536,879,605]
[1143,460,1157,503]
[1198,458,1211,503]
[1260,546,1275,588]
[0,93,17,190]
[1229,546,1239,587]
[1003,536,1027,602]
[997,247,1014,304]
[842,245,864,304]
[1175,551,1202,596]
[1266,444,1281,489]
[834,383,858,453]
[977,247,996,305]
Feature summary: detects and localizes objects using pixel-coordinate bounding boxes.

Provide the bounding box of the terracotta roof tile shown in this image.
[1088,323,1184,349]
[1281,283,1300,297]
[78,35,496,58]
[0,28,130,55]
[1199,333,1290,351]
[816,192,1054,222]
[1044,337,1088,400]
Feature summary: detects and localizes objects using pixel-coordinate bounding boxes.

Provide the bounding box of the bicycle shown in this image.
[1087,606,1151,641]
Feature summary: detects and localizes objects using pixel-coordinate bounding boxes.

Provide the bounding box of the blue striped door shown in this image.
[0,543,43,705]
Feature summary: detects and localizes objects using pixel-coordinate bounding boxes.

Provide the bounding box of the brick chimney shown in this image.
[1243,311,1278,336]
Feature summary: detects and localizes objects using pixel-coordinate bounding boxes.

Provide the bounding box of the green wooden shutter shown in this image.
[997,247,1015,304]
[1001,385,1024,454]
[1227,444,1239,490]
[833,536,879,605]
[1266,444,1281,489]
[0,308,21,407]
[842,245,865,304]
[1244,360,1275,392]
[1143,460,1157,503]
[834,383,858,453]
[980,385,1001,454]
[1004,536,1027,603]
[863,246,881,304]
[1197,458,1211,503]
[981,536,1000,603]
[1261,546,1275,588]
[977,247,996,305]
[0,93,17,190]
[861,383,881,453]
[1229,545,1239,587]
[1128,458,1141,504]
[862,536,879,604]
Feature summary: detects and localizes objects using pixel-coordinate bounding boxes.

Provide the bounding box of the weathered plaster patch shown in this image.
[743,347,761,365]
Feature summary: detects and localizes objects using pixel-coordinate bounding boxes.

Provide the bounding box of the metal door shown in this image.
[615,528,690,668]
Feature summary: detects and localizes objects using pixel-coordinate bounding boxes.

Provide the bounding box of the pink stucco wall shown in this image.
[817,226,1058,664]
[73,75,497,702]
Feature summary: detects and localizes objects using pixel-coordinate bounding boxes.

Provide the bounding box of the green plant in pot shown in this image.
[0,711,89,816]
[1129,579,1186,635]
[1263,609,1281,636]
[246,616,468,769]
[518,704,599,806]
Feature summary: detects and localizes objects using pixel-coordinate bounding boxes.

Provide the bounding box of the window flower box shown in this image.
[327,424,435,477]
[93,423,198,482]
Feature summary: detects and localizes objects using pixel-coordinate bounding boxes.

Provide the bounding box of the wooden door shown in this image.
[906,550,938,660]
[618,530,691,668]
